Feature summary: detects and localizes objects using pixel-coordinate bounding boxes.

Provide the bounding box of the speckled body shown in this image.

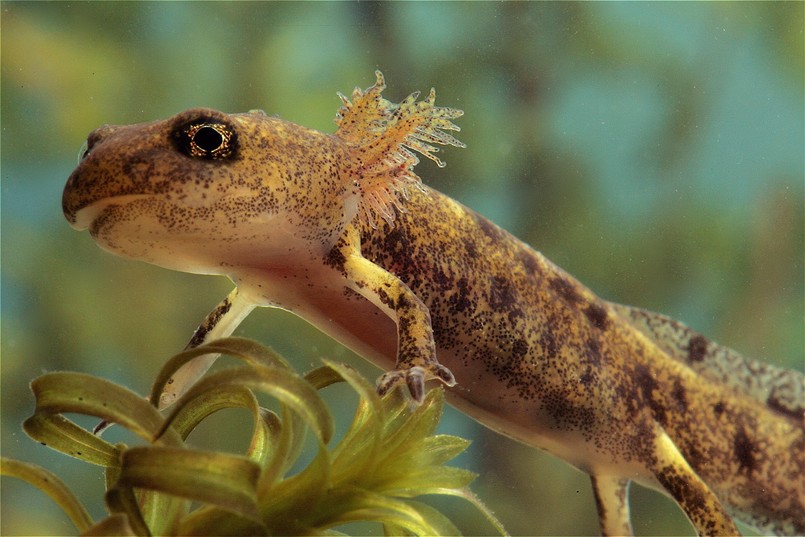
[355,188,804,535]
[63,73,804,535]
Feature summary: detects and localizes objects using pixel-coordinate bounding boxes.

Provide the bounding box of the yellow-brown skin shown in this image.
[63,72,804,535]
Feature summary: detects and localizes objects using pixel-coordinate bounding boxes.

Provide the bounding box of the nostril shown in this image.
[83,124,119,158]
[85,127,106,149]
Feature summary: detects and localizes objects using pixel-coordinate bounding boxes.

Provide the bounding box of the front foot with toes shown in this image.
[377,363,456,403]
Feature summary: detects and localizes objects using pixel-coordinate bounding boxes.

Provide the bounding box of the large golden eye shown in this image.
[174,118,238,160]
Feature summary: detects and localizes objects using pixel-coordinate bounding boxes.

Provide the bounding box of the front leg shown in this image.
[91,287,255,435]
[591,475,633,536]
[650,429,739,536]
[157,287,255,409]
[333,239,455,402]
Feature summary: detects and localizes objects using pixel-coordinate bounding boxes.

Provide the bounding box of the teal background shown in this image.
[2,2,802,535]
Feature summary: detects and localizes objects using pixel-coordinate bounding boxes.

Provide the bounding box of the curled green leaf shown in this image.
[13,338,507,535]
[23,412,120,467]
[0,456,94,532]
[176,505,267,536]
[115,446,262,522]
[149,337,293,407]
[316,360,384,482]
[324,488,458,535]
[256,405,303,496]
[27,372,182,446]
[165,384,259,440]
[81,513,138,536]
[103,486,151,537]
[258,431,331,527]
[160,365,333,445]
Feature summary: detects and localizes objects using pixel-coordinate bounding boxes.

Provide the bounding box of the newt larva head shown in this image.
[63,72,464,276]
[63,107,357,275]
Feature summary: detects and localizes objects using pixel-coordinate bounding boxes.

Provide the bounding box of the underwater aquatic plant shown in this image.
[2,337,506,536]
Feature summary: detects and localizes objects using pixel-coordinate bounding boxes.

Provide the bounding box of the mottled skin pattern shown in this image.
[63,72,804,535]
[357,187,804,535]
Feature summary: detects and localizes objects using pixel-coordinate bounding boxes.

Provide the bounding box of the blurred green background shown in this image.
[2,2,802,535]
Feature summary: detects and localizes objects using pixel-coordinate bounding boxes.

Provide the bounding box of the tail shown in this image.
[610,303,804,422]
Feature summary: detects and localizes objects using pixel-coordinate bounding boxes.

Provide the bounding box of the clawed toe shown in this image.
[376,363,456,403]
[434,364,456,387]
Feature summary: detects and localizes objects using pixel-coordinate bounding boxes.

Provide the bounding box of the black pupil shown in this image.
[194,126,223,152]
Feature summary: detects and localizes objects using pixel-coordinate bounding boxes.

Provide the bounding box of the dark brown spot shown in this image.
[585,303,609,331]
[518,249,542,275]
[489,275,516,311]
[635,363,667,426]
[448,277,473,314]
[382,225,409,256]
[541,386,597,434]
[590,476,607,524]
[477,215,504,241]
[376,287,392,308]
[432,267,452,291]
[323,245,347,275]
[671,379,688,413]
[188,298,232,348]
[549,276,582,304]
[462,237,479,259]
[579,367,595,387]
[395,293,411,310]
[655,465,707,518]
[734,428,758,475]
[512,338,529,359]
[687,335,708,363]
[713,401,725,416]
[539,328,560,360]
[684,443,705,472]
[584,337,602,366]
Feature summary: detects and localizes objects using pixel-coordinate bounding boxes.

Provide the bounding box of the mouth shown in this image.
[67,195,152,231]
